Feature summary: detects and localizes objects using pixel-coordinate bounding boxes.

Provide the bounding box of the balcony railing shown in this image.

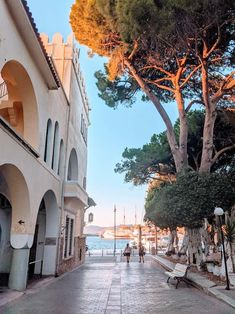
[0,81,7,99]
[0,116,39,158]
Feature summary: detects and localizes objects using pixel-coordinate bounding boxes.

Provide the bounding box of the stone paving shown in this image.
[0,257,234,314]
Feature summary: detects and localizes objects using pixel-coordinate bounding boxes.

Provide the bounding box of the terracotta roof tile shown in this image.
[21,0,60,87]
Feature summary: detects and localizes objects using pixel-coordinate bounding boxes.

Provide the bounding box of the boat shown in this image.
[100,228,133,239]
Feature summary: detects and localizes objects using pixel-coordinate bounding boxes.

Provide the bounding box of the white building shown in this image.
[0,0,91,291]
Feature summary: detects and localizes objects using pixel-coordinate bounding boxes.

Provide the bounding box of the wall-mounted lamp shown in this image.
[18,220,25,225]
[88,212,94,223]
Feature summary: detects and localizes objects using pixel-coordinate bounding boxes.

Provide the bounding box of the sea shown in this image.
[86,235,130,255]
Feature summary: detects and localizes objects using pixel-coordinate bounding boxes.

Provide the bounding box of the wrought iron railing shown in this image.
[0,81,7,99]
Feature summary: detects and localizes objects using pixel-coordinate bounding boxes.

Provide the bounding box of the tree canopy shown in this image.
[70,0,235,173]
[145,171,235,229]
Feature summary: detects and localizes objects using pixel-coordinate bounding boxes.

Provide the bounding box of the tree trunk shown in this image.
[187,227,203,266]
[199,61,217,173]
[201,219,211,257]
[175,89,188,169]
[229,242,235,273]
[124,59,184,172]
[199,104,217,173]
[166,229,178,255]
[179,228,189,255]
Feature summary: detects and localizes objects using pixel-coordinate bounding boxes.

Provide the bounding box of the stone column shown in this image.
[8,248,29,291]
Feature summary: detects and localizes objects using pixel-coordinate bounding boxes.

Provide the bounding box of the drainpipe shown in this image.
[55,88,71,277]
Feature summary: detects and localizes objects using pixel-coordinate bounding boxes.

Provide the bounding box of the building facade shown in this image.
[0,0,90,291]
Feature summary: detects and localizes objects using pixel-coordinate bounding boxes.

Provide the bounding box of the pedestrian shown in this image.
[138,243,145,263]
[124,243,131,263]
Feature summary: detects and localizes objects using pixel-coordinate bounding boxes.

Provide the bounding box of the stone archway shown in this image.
[33,190,59,276]
[28,199,46,280]
[0,60,39,149]
[0,193,12,287]
[0,163,31,291]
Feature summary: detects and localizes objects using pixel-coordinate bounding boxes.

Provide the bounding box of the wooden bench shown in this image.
[165,263,189,288]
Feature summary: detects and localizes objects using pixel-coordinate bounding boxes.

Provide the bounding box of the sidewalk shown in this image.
[151,254,235,309]
[0,257,234,313]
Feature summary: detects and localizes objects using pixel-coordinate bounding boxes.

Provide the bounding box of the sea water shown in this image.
[86,235,130,255]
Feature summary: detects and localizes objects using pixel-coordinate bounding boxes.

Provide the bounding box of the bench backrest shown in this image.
[174,263,189,274]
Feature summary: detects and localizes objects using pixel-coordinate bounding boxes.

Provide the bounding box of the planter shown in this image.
[213,265,220,276]
[229,273,235,286]
[206,263,214,273]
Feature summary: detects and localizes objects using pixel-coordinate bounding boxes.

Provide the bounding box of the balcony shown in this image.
[64,181,88,206]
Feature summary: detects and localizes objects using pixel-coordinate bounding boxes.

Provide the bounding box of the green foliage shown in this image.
[115,110,235,185]
[145,171,235,229]
[115,132,174,185]
[95,67,139,108]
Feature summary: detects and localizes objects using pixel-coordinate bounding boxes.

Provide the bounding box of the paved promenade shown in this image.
[0,256,234,314]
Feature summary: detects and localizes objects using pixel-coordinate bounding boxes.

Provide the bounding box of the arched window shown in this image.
[83,177,87,190]
[57,139,65,176]
[0,60,39,149]
[51,122,60,171]
[67,149,78,181]
[44,119,53,164]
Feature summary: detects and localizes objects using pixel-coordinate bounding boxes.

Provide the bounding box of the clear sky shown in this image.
[27,0,178,227]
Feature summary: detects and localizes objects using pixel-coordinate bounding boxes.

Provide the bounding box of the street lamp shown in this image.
[114,205,117,256]
[214,207,230,290]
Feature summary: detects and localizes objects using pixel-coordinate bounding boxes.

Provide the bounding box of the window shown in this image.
[57,139,64,176]
[68,219,74,256]
[51,122,59,171]
[64,216,74,258]
[67,149,78,181]
[44,119,53,164]
[83,177,86,190]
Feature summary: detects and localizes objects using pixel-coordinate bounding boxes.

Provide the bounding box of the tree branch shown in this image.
[205,23,221,58]
[212,71,235,103]
[128,40,138,60]
[180,64,202,88]
[139,65,173,77]
[185,99,204,113]
[211,144,235,165]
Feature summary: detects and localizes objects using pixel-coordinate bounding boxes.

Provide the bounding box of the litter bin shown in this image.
[151,247,156,255]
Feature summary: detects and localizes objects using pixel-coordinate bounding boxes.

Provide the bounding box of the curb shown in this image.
[208,287,235,309]
[0,290,24,308]
[151,255,235,310]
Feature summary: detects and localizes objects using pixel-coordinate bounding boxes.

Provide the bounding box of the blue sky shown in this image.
[27,0,178,226]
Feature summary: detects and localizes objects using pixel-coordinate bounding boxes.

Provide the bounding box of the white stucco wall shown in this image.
[0,0,89,281]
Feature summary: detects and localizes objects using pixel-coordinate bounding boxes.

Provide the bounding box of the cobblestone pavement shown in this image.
[0,258,234,314]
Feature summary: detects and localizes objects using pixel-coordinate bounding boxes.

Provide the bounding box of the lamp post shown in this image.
[214,207,230,290]
[114,205,117,256]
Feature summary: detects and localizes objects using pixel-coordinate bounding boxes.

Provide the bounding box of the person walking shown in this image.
[138,243,145,263]
[124,243,131,263]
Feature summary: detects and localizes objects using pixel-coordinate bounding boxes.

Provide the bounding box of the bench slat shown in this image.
[165,263,189,288]
[174,264,188,273]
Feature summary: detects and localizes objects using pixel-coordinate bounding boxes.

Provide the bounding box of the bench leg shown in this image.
[175,279,180,289]
[167,277,170,283]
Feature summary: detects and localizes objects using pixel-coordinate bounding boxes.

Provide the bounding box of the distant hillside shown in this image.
[84,225,105,235]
